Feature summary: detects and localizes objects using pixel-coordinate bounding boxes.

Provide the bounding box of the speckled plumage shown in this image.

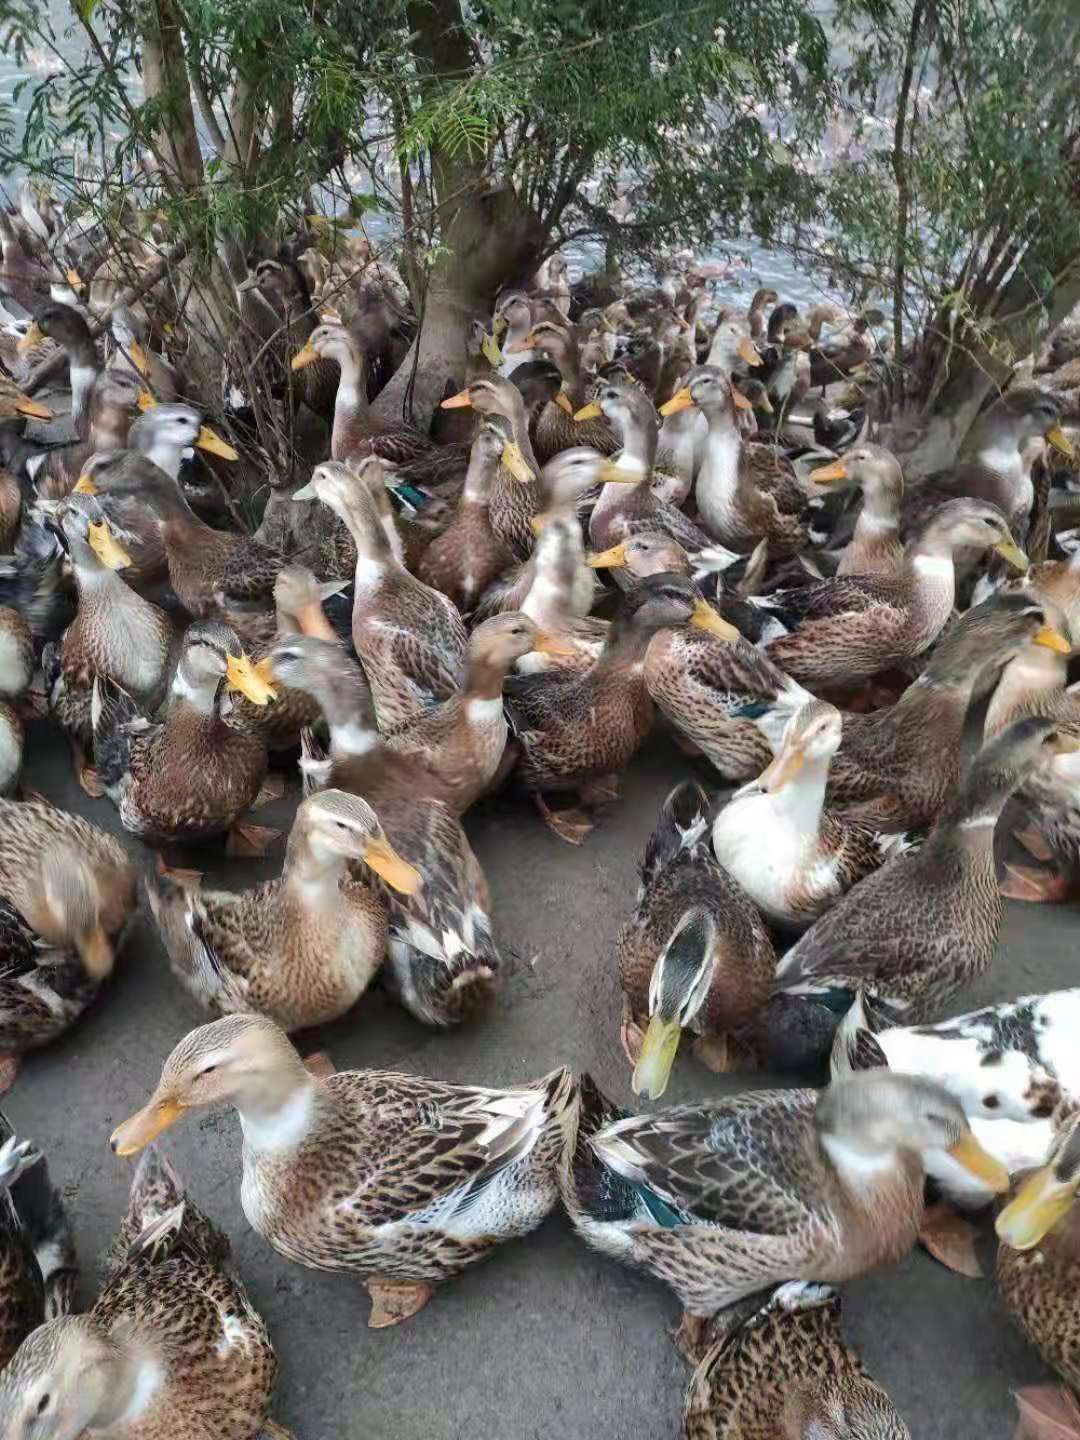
[0,1147,280,1440]
[561,1075,927,1325]
[683,1283,911,1440]
[0,1125,75,1369]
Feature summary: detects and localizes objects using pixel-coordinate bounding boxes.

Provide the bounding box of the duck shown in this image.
[441,374,545,558]
[291,459,468,730]
[416,419,516,611]
[267,635,501,1025]
[387,614,567,814]
[996,1109,1080,1418]
[758,498,1029,688]
[504,574,737,844]
[110,1014,578,1330]
[584,377,715,556]
[0,1123,76,1368]
[42,493,175,794]
[506,321,618,461]
[766,718,1075,1074]
[76,444,287,624]
[148,789,419,1031]
[0,796,137,1088]
[712,700,913,931]
[91,620,278,852]
[683,1282,911,1440]
[107,303,178,400]
[24,372,141,502]
[585,541,810,780]
[514,516,608,675]
[830,986,1072,1122]
[561,1069,1007,1362]
[809,444,906,579]
[21,301,101,439]
[292,321,441,468]
[660,366,809,553]
[0,1145,286,1440]
[905,388,1073,542]
[619,780,775,1098]
[0,375,52,427]
[826,592,1070,830]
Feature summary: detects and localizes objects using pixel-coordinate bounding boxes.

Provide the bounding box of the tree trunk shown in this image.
[373,184,544,427]
[139,0,204,189]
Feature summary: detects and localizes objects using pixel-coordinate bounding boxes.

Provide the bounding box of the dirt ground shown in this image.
[6,718,1068,1439]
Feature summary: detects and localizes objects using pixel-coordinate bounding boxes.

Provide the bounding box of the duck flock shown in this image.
[2,192,1080,1437]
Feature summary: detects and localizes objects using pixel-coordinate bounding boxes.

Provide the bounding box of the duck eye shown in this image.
[201,1064,217,1076]
[37,1394,50,1415]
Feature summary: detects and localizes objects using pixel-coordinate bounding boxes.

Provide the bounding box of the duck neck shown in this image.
[69,540,127,598]
[522,564,574,624]
[764,757,830,840]
[854,481,901,543]
[331,347,370,460]
[64,340,101,441]
[902,535,956,644]
[986,647,1067,736]
[462,450,499,505]
[137,436,185,481]
[82,1330,165,1431]
[549,343,586,406]
[464,648,510,702]
[505,402,541,476]
[345,498,398,581]
[698,404,744,505]
[167,663,221,718]
[235,1065,320,1154]
[321,670,384,762]
[283,825,349,901]
[618,409,658,475]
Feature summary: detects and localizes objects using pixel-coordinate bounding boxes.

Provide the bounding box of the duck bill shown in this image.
[996,1165,1078,1249]
[492,312,508,338]
[993,539,1029,572]
[599,458,643,484]
[1047,424,1076,459]
[196,426,239,461]
[441,389,473,409]
[65,267,84,293]
[290,481,318,501]
[690,600,740,642]
[16,321,43,353]
[1034,625,1072,654]
[136,389,158,411]
[810,460,849,486]
[291,341,319,370]
[127,340,149,375]
[480,333,504,367]
[501,441,536,484]
[659,388,694,417]
[226,653,278,706]
[73,475,97,496]
[731,386,754,412]
[947,1131,1010,1193]
[759,744,805,793]
[574,400,603,421]
[362,835,422,894]
[554,389,575,415]
[738,335,763,367]
[13,393,52,419]
[505,334,535,355]
[87,520,132,571]
[111,1096,187,1156]
[533,629,576,657]
[632,1014,682,1100]
[587,542,627,570]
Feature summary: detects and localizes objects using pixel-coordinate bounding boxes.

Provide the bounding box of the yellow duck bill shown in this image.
[111,1096,187,1156]
[690,600,740,642]
[1034,625,1072,654]
[574,400,603,421]
[87,520,133,571]
[480,332,504,367]
[587,542,628,569]
[996,1163,1079,1250]
[13,392,52,419]
[658,387,694,416]
[291,340,319,370]
[809,459,849,485]
[1046,423,1076,459]
[501,441,536,484]
[738,335,764,367]
[758,744,805,794]
[947,1131,1010,1193]
[196,425,239,461]
[992,538,1029,572]
[226,652,278,706]
[441,389,473,409]
[362,836,422,895]
[632,1014,682,1100]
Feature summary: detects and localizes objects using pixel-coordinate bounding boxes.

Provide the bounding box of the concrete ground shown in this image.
[6,719,1068,1439]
